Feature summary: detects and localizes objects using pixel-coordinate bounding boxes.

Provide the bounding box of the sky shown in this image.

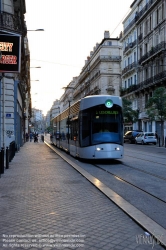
[25,0,133,116]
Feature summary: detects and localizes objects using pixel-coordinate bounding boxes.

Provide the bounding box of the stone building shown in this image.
[0,0,31,158]
[120,0,166,138]
[72,31,122,102]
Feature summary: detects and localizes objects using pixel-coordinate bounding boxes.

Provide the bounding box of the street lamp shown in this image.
[30,67,41,68]
[27,29,44,31]
[62,86,75,90]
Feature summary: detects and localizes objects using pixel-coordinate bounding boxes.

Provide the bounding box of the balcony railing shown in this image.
[100,55,121,61]
[122,62,137,75]
[0,11,22,33]
[121,70,166,96]
[123,0,157,36]
[138,33,143,42]
[137,0,157,21]
[139,42,166,65]
[124,18,136,35]
[123,40,137,54]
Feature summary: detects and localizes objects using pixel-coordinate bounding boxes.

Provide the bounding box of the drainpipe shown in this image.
[2,76,5,148]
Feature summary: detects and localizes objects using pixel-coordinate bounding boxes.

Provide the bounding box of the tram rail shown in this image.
[44,138,166,247]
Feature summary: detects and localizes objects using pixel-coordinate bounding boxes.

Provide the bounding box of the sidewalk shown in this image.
[0,140,164,250]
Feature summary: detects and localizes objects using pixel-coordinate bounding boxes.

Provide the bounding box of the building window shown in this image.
[131,77,132,86]
[125,81,127,89]
[128,57,130,65]
[145,68,148,79]
[145,93,148,105]
[150,15,152,30]
[128,78,130,87]
[156,9,159,26]
[134,75,137,84]
[162,3,164,20]
[140,47,142,59]
[132,99,137,109]
[108,42,112,46]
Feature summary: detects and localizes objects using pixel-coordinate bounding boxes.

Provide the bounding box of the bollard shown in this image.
[6,147,9,169]
[0,147,4,174]
[158,137,160,147]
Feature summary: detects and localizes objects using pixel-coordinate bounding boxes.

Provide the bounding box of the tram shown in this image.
[51,95,124,159]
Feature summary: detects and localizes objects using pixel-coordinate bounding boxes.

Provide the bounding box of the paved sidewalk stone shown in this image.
[0,141,164,250]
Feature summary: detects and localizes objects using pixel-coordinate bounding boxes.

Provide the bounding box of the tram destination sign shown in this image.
[0,31,21,73]
[96,110,119,115]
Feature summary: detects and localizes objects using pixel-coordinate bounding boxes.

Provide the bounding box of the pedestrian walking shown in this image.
[25,133,29,142]
[34,133,38,143]
[29,132,33,142]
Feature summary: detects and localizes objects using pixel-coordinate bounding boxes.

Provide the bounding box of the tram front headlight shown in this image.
[115,147,120,151]
[96,147,101,151]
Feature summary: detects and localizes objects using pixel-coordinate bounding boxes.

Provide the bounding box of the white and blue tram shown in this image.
[51,95,124,159]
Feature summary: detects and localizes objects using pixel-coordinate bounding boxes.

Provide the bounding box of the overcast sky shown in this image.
[25,0,133,115]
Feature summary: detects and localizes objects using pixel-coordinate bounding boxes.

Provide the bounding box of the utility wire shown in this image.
[110,7,131,37]
[31,59,81,68]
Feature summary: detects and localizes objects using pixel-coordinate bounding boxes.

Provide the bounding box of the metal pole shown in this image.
[0,147,4,174]
[68,101,70,144]
[6,147,9,169]
[159,137,160,147]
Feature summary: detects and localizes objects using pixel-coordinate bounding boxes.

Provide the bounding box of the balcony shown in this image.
[139,42,166,65]
[0,11,22,33]
[138,33,143,43]
[100,55,121,61]
[123,0,157,36]
[121,70,166,96]
[136,0,157,22]
[123,40,137,55]
[122,62,137,75]
[123,18,136,35]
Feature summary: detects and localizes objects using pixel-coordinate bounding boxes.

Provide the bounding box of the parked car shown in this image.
[135,132,157,145]
[124,130,143,144]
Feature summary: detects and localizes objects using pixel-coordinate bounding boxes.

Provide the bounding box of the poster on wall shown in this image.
[0,31,21,73]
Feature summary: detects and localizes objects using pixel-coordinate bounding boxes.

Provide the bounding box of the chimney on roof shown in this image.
[90,51,93,56]
[104,31,110,39]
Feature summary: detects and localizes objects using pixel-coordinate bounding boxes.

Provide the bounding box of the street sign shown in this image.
[6,113,12,118]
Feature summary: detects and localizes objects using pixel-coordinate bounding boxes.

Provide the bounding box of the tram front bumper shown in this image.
[94,144,123,159]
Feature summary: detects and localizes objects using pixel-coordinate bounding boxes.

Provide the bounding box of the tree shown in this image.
[146,87,166,145]
[122,98,139,124]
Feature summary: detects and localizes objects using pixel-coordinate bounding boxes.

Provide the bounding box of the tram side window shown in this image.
[70,119,78,141]
[79,111,90,147]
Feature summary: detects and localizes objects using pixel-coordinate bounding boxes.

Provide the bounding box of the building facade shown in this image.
[0,0,31,156]
[120,0,166,139]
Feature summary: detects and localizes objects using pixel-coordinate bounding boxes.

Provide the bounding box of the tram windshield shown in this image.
[79,104,123,147]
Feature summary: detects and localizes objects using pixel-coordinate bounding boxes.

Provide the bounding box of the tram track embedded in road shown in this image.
[120,161,166,181]
[44,139,166,248]
[124,154,166,166]
[93,164,166,204]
